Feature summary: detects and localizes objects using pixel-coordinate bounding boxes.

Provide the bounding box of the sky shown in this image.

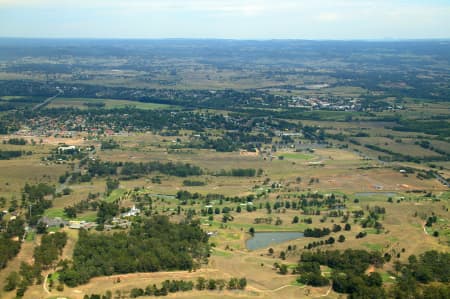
[0,0,450,39]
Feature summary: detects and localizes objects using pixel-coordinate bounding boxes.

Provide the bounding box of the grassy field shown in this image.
[47,97,176,110]
[0,121,448,299]
[279,152,315,160]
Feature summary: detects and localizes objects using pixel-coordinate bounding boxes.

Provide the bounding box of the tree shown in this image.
[238,278,247,289]
[292,216,299,223]
[96,202,119,224]
[366,272,382,287]
[105,177,120,196]
[130,288,144,298]
[249,227,255,236]
[207,279,216,290]
[3,271,20,291]
[338,235,346,243]
[36,222,47,234]
[279,264,288,275]
[64,206,77,218]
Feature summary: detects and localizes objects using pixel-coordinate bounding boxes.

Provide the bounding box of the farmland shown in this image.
[0,39,449,299]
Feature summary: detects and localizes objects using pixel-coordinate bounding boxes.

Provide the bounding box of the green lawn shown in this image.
[44,208,66,218]
[280,153,315,160]
[211,249,233,258]
[44,208,97,222]
[47,97,177,110]
[104,188,127,203]
[362,242,383,251]
[210,220,307,232]
[25,230,35,241]
[380,271,397,283]
[47,226,62,233]
[0,96,26,101]
[290,280,305,287]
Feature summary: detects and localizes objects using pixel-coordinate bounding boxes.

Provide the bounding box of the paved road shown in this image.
[433,172,450,188]
[32,91,63,111]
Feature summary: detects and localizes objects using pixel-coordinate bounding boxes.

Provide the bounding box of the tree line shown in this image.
[59,216,210,287]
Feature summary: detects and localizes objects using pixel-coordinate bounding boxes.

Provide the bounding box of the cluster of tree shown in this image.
[124,277,246,298]
[105,177,120,195]
[176,190,255,205]
[120,161,203,178]
[0,150,23,160]
[3,262,42,297]
[294,250,450,298]
[22,183,55,225]
[13,106,284,139]
[128,280,194,297]
[182,180,206,186]
[417,170,437,180]
[196,277,247,291]
[5,138,27,145]
[389,251,450,298]
[34,232,67,269]
[83,102,105,108]
[392,120,450,139]
[63,193,100,218]
[303,227,331,238]
[47,149,86,162]
[356,231,368,239]
[0,119,19,134]
[59,171,92,184]
[0,232,21,269]
[3,232,66,297]
[186,131,270,152]
[100,139,120,150]
[365,143,448,163]
[400,251,449,284]
[87,160,120,177]
[215,168,259,177]
[425,215,437,227]
[295,261,329,286]
[304,236,339,249]
[298,193,346,210]
[360,210,384,231]
[59,216,210,286]
[298,249,385,297]
[96,202,119,224]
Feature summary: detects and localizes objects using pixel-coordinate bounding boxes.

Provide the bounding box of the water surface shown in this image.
[246,232,304,250]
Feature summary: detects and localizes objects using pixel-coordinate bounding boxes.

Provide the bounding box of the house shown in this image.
[69,221,82,229]
[58,145,77,154]
[104,218,131,230]
[121,205,140,217]
[39,217,68,228]
[69,220,97,230]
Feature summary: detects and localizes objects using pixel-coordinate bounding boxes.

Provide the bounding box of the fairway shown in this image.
[279,152,315,160]
[47,97,176,110]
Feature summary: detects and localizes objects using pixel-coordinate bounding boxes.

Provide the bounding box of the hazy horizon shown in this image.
[1,0,450,40]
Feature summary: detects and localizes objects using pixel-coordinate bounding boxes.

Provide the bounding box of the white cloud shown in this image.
[316,12,340,22]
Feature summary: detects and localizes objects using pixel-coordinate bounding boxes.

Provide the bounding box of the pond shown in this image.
[354,192,397,197]
[246,232,304,250]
